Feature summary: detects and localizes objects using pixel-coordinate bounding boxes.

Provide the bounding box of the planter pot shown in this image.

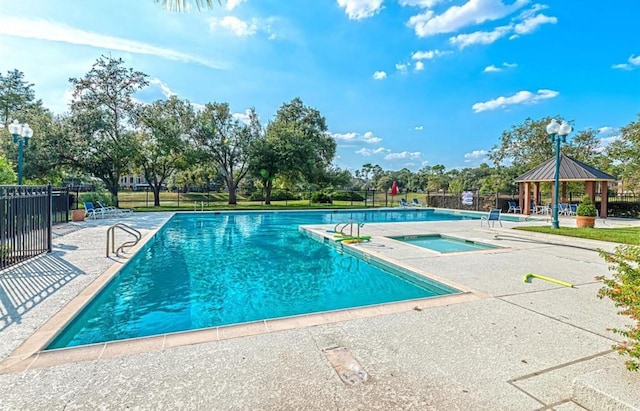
[576,215,595,228]
[72,209,85,222]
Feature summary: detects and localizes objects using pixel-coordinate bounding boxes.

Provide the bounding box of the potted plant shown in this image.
[576,195,597,228]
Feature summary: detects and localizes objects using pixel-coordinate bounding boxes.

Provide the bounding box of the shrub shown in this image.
[310,192,332,204]
[248,189,300,202]
[597,245,640,372]
[577,195,597,217]
[79,190,113,208]
[331,191,365,201]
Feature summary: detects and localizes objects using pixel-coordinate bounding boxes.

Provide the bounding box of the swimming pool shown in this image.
[47,209,475,349]
[390,234,501,253]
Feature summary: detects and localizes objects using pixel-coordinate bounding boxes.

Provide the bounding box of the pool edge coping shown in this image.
[0,210,494,374]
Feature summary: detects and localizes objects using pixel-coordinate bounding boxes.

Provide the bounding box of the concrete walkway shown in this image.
[0,212,638,410]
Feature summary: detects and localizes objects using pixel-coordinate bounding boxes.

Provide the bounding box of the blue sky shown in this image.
[1,0,639,172]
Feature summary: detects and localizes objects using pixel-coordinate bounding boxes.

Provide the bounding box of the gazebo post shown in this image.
[524,182,531,215]
[518,182,525,213]
[600,181,608,218]
[561,182,567,203]
[533,182,540,207]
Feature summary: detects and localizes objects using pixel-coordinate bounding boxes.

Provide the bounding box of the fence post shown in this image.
[47,184,53,253]
[476,190,480,211]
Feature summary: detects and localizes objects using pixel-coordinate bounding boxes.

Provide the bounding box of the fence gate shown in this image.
[0,185,53,270]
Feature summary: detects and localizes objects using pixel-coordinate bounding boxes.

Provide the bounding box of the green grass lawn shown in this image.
[515,226,640,245]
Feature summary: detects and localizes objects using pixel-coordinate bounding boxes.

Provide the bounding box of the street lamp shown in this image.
[546,119,572,229]
[8,120,33,185]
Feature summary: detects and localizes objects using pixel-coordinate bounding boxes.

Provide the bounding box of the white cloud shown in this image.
[337,0,384,20]
[612,63,631,70]
[232,109,254,125]
[372,70,387,80]
[362,131,382,143]
[511,13,557,37]
[356,147,388,156]
[396,63,409,72]
[407,0,528,37]
[414,125,424,130]
[149,78,177,98]
[411,49,448,60]
[385,151,422,160]
[483,61,517,72]
[464,149,489,159]
[472,89,559,113]
[483,64,501,72]
[597,126,618,136]
[399,0,445,7]
[612,54,640,70]
[332,131,382,144]
[225,0,247,10]
[210,16,258,36]
[415,61,425,71]
[449,25,510,49]
[0,16,226,69]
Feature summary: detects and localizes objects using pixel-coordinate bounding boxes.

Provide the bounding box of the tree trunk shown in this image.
[264,180,273,205]
[228,178,237,205]
[153,186,161,207]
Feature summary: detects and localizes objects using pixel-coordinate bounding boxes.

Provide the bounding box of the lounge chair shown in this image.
[558,203,570,216]
[399,198,409,207]
[97,200,133,216]
[84,201,105,219]
[507,201,521,213]
[412,198,423,207]
[480,209,502,228]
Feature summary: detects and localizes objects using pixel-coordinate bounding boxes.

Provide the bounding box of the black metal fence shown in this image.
[0,185,70,270]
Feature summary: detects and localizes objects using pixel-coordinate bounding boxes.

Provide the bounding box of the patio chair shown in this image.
[411,198,423,207]
[507,200,521,213]
[83,202,105,219]
[529,200,537,214]
[399,198,409,207]
[558,203,570,216]
[480,209,503,228]
[97,200,133,216]
[566,203,577,216]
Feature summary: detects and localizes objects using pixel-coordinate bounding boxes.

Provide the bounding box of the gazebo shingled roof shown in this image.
[514,154,616,183]
[513,154,616,218]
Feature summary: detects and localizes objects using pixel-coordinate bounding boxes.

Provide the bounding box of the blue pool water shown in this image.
[392,234,500,253]
[47,209,467,349]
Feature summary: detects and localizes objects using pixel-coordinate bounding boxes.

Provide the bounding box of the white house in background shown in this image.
[119,174,150,190]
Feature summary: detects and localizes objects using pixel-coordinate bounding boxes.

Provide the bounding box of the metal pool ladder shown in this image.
[106,223,142,258]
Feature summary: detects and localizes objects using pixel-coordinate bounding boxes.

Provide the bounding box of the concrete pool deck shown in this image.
[0,210,639,410]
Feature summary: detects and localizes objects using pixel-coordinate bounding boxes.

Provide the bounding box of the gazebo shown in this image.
[514,154,616,218]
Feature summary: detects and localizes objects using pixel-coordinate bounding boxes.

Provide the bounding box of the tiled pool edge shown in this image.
[0,218,490,374]
[0,291,482,374]
[0,214,173,374]
[301,226,487,296]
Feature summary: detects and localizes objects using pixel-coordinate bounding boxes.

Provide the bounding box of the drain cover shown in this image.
[323,346,369,386]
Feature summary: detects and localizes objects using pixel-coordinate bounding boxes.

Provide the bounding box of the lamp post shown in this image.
[8,120,33,185]
[546,119,572,229]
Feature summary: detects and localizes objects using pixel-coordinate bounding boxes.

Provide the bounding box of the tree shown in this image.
[193,103,261,204]
[490,116,603,176]
[56,56,148,205]
[249,98,336,204]
[133,97,195,206]
[0,155,16,184]
[0,69,39,124]
[607,114,640,193]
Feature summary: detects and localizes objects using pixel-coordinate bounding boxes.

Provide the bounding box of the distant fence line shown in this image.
[69,184,640,218]
[0,185,69,270]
